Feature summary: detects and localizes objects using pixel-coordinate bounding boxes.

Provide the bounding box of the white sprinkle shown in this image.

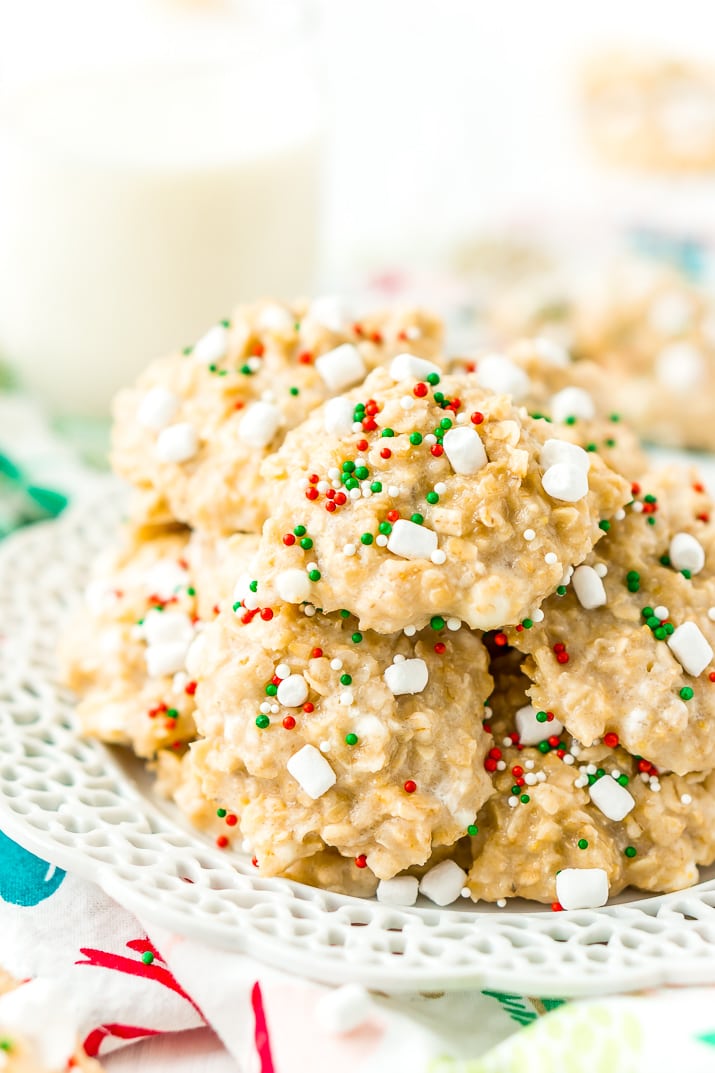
[376,875,419,906]
[540,439,591,471]
[155,423,198,463]
[563,754,575,765]
[384,658,429,696]
[247,356,262,372]
[497,898,507,908]
[400,396,415,410]
[443,427,488,475]
[419,859,468,906]
[681,793,693,805]
[532,608,545,622]
[239,401,282,448]
[542,462,589,503]
[434,483,447,495]
[276,569,312,604]
[614,509,625,520]
[632,501,644,513]
[193,323,229,364]
[328,467,341,480]
[349,487,361,500]
[524,772,538,785]
[456,412,468,424]
[572,564,607,610]
[260,702,271,714]
[525,759,535,770]
[137,386,179,430]
[524,528,536,541]
[556,868,609,910]
[287,745,336,798]
[389,353,441,382]
[404,625,417,637]
[550,386,595,423]
[589,775,635,821]
[319,741,330,753]
[516,705,564,746]
[544,552,558,565]
[317,481,330,494]
[424,434,437,445]
[261,389,276,403]
[496,760,507,771]
[507,797,519,808]
[653,605,669,621]
[594,563,608,578]
[339,691,353,706]
[669,532,705,575]
[476,354,531,401]
[277,674,309,707]
[387,519,438,560]
[330,658,343,671]
[461,887,471,898]
[304,605,317,618]
[708,608,715,622]
[656,342,705,392]
[352,422,363,433]
[343,543,356,557]
[447,617,461,631]
[430,549,447,565]
[651,782,662,793]
[388,485,400,497]
[270,704,279,714]
[258,303,294,334]
[667,621,713,677]
[315,344,367,393]
[306,562,318,573]
[376,534,389,547]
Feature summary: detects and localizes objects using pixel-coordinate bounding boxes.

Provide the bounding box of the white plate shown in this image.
[5,472,715,997]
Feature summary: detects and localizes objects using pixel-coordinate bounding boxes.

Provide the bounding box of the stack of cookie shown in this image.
[62,297,715,912]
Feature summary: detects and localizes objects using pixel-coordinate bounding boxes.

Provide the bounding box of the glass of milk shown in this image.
[0,3,322,416]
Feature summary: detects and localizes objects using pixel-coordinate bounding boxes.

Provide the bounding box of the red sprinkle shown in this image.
[430,444,444,457]
[303,702,315,713]
[260,608,274,621]
[252,857,259,868]
[551,902,563,912]
[603,732,619,748]
[387,509,401,522]
[434,642,446,654]
[226,814,238,827]
[484,758,498,772]
[371,331,383,344]
[380,447,392,459]
[311,648,323,659]
[305,487,319,501]
[709,672,715,683]
[283,530,297,544]
[357,439,369,451]
[185,681,197,696]
[471,412,484,425]
[694,482,705,493]
[234,400,245,410]
[404,780,417,793]
[631,482,641,497]
[326,488,336,499]
[216,836,229,849]
[548,735,560,748]
[334,492,347,506]
[355,854,368,868]
[308,473,319,484]
[251,342,265,357]
[325,501,337,512]
[512,766,524,777]
[282,716,296,730]
[556,652,570,664]
[298,350,313,364]
[362,418,377,432]
[488,747,503,760]
[493,632,508,647]
[353,323,364,336]
[414,382,429,397]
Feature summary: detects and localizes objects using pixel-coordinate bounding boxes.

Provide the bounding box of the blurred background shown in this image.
[1,0,715,423]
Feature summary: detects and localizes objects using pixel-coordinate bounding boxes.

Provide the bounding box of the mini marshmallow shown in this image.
[656,342,705,392]
[308,295,350,332]
[376,875,419,906]
[145,640,190,678]
[556,868,609,910]
[572,565,607,610]
[539,439,591,471]
[142,609,194,646]
[315,984,372,1035]
[669,532,705,575]
[277,673,309,707]
[136,386,179,430]
[419,859,468,906]
[238,401,282,448]
[193,324,229,364]
[389,352,440,382]
[384,657,429,696]
[155,423,198,463]
[258,303,294,334]
[323,396,356,435]
[550,386,595,423]
[532,337,570,366]
[144,559,188,599]
[316,344,366,393]
[233,572,255,605]
[442,427,488,475]
[276,569,313,604]
[475,355,531,401]
[541,463,589,502]
[287,744,336,799]
[589,775,635,821]
[516,704,564,746]
[386,519,438,560]
[667,621,713,677]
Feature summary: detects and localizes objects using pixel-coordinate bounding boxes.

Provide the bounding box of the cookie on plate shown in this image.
[253,365,631,633]
[506,467,715,775]
[112,299,443,534]
[186,601,494,879]
[61,526,258,759]
[466,647,715,905]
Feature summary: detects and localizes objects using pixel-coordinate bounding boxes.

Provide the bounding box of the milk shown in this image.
[0,63,321,415]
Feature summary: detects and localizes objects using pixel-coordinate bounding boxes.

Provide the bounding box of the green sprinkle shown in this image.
[599,520,611,532]
[467,824,479,837]
[370,481,382,493]
[289,386,299,396]
[654,627,667,640]
[360,533,373,545]
[660,555,671,566]
[586,443,597,452]
[644,494,657,504]
[617,774,629,786]
[381,428,395,438]
[511,785,520,795]
[142,951,155,965]
[411,513,424,525]
[627,581,640,593]
[216,808,227,818]
[345,733,358,746]
[308,569,321,581]
[538,741,551,754]
[300,537,313,550]
[565,416,577,425]
[293,525,307,536]
[520,794,530,804]
[182,345,193,355]
[427,372,440,385]
[665,622,675,635]
[426,491,439,504]
[587,773,596,784]
[522,618,533,629]
[378,521,392,535]
[433,391,445,404]
[605,438,616,448]
[536,711,548,723]
[351,632,363,644]
[430,616,445,631]
[627,571,640,582]
[624,845,637,858]
[166,708,179,719]
[232,601,241,612]
[240,364,253,375]
[556,585,567,596]
[647,516,656,526]
[342,461,355,473]
[440,417,452,429]
[340,673,353,686]
[642,606,654,618]
[345,477,359,490]
[220,318,231,328]
[596,768,605,778]
[340,609,350,618]
[249,579,258,592]
[265,683,278,696]
[577,838,588,850]
[680,686,694,700]
[410,432,423,445]
[208,363,217,372]
[186,586,196,596]
[355,466,369,480]
[255,714,270,729]
[682,569,692,579]
[610,413,620,422]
